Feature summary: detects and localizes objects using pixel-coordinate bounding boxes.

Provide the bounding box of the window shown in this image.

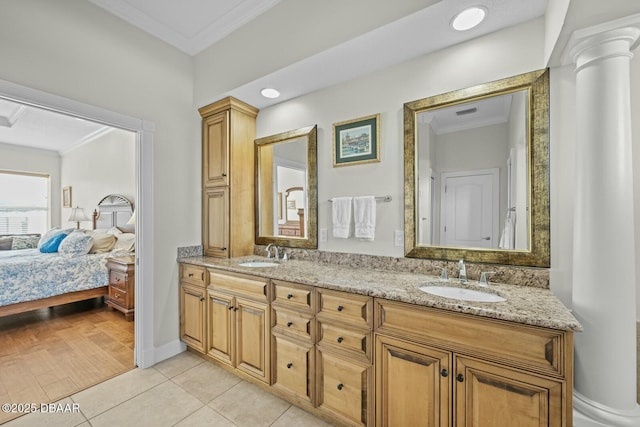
[0,171,49,235]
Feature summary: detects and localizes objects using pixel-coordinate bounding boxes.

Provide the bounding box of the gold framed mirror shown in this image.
[255,125,317,248]
[404,69,549,267]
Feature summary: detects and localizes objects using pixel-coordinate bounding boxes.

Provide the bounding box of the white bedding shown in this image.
[0,248,133,307]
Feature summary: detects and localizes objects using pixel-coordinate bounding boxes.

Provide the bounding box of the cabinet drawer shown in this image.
[318,320,372,362]
[109,285,128,307]
[180,264,206,286]
[272,335,314,404]
[375,299,567,377]
[316,347,373,426]
[209,270,268,302]
[273,307,314,342]
[109,271,127,290]
[317,289,372,329]
[272,280,315,313]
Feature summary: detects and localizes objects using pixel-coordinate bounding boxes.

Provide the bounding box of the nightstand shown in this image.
[106,255,135,321]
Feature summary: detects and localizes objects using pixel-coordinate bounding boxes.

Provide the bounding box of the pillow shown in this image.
[11,236,40,250]
[113,233,135,252]
[89,233,117,254]
[39,233,68,253]
[107,226,123,236]
[59,232,94,255]
[0,236,13,250]
[38,227,73,248]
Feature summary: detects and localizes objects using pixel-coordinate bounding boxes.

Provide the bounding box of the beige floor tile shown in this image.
[71,366,167,418]
[172,362,241,403]
[174,405,236,427]
[89,381,203,427]
[2,397,87,427]
[153,351,205,379]
[271,405,334,427]
[209,381,291,427]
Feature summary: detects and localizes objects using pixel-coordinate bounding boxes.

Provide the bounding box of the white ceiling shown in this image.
[0,0,548,153]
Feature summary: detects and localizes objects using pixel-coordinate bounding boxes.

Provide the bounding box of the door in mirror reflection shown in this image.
[416,90,529,250]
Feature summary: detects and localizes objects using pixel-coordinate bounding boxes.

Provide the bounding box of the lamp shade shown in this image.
[127,208,136,225]
[68,206,90,229]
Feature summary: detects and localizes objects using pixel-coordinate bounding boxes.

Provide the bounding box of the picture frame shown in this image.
[62,186,72,208]
[333,113,380,167]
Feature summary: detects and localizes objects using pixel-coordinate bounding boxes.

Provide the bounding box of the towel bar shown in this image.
[328,195,392,203]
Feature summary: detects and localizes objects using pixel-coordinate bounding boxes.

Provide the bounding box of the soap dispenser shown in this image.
[458,259,467,283]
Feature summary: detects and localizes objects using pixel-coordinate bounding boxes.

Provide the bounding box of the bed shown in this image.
[0,194,135,317]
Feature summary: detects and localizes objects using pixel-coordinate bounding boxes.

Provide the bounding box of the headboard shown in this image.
[92,194,135,233]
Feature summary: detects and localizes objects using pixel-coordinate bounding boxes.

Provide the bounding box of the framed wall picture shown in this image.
[62,186,72,208]
[333,113,380,167]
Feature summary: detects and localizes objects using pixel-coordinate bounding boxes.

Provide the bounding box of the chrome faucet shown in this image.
[478,271,496,287]
[265,244,280,260]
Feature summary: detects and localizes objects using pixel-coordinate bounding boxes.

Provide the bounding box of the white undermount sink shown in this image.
[238,261,280,268]
[418,285,506,303]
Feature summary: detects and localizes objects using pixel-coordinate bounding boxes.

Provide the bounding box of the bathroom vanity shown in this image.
[178,256,580,427]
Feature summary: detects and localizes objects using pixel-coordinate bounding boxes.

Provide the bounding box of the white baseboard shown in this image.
[574,391,640,426]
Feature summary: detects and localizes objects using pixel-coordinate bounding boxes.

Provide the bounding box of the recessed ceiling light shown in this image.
[261,88,280,99]
[451,6,486,31]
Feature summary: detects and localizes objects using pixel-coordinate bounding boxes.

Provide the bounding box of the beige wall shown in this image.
[60,128,136,230]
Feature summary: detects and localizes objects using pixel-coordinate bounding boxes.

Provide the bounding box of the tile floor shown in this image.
[3,351,332,427]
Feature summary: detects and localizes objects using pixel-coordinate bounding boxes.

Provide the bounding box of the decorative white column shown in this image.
[563,15,640,426]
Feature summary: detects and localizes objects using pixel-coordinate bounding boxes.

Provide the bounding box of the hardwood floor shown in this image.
[0,298,134,424]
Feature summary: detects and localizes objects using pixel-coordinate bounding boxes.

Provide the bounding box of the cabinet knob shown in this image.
[228,306,233,310]
[220,247,227,251]
[286,322,293,327]
[188,273,194,277]
[199,297,204,302]
[337,383,344,391]
[286,363,293,369]
[286,294,293,299]
[456,374,464,382]
[336,337,344,343]
[440,369,448,377]
[114,293,120,298]
[337,305,344,312]
[221,173,227,177]
[233,307,238,312]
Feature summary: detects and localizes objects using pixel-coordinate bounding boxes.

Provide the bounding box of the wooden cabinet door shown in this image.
[235,297,270,383]
[180,283,206,353]
[455,356,564,427]
[272,335,314,404]
[316,347,373,426]
[202,111,229,187]
[203,187,229,258]
[376,334,452,427]
[207,289,234,366]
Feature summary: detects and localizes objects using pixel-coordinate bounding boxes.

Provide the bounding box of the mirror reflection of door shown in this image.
[440,169,498,248]
[416,90,529,250]
[274,160,306,238]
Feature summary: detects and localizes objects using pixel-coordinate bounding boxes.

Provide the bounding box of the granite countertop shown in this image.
[179,255,582,332]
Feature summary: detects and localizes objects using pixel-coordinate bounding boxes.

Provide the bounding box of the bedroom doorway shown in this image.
[0,79,154,376]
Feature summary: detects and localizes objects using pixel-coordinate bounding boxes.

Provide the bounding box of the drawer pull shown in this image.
[287,294,293,299]
[114,293,120,298]
[440,369,448,377]
[220,247,227,251]
[228,306,233,310]
[286,322,293,327]
[337,383,344,391]
[286,363,293,369]
[221,173,227,177]
[337,305,344,312]
[456,374,464,383]
[188,273,194,277]
[116,277,121,282]
[336,337,344,343]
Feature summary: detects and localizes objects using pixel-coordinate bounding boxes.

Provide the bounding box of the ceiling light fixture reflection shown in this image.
[261,88,280,99]
[451,6,486,31]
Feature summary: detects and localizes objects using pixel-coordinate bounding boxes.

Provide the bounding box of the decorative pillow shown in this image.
[89,233,117,254]
[39,233,68,253]
[38,227,73,248]
[0,236,13,250]
[11,236,40,250]
[59,232,94,255]
[113,233,135,252]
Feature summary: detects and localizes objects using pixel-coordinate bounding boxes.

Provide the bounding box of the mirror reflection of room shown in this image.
[416,90,529,251]
[259,136,308,238]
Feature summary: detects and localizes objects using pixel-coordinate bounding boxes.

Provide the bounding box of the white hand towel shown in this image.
[354,196,376,240]
[332,197,352,238]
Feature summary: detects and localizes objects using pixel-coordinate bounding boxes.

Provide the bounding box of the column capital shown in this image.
[561,13,640,69]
